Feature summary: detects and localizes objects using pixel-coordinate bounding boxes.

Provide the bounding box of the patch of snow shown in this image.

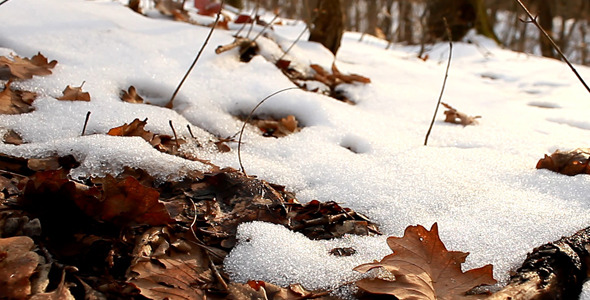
[1,0,590,297]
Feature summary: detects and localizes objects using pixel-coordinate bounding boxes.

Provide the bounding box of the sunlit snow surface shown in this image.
[1,0,590,297]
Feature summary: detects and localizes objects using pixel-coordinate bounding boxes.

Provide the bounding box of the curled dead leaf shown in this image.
[354,223,495,300]
[58,84,90,101]
[120,86,144,103]
[536,148,590,176]
[441,102,480,126]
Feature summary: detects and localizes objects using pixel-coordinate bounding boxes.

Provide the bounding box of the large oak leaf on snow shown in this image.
[354,223,496,299]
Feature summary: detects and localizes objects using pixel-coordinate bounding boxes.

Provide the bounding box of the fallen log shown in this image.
[490,226,590,299]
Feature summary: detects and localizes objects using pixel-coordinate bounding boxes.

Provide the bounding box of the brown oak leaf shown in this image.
[120,86,144,103]
[0,236,40,299]
[0,80,37,114]
[0,52,57,80]
[441,102,480,126]
[536,148,590,176]
[58,84,91,101]
[354,223,496,300]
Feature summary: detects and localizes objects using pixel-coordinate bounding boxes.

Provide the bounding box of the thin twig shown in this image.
[186,198,229,290]
[187,124,195,138]
[251,13,279,42]
[169,120,180,148]
[238,87,299,175]
[81,111,91,136]
[0,0,11,7]
[167,0,225,109]
[246,0,260,38]
[513,0,590,94]
[424,18,453,146]
[278,23,309,62]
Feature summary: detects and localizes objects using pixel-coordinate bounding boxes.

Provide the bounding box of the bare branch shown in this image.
[424,18,453,146]
[513,0,590,94]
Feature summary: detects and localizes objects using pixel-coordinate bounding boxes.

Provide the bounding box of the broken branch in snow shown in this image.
[81,111,91,136]
[490,225,590,299]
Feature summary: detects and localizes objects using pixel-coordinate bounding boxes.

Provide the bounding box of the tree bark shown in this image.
[308,0,344,55]
[426,0,498,42]
[490,226,590,299]
[537,0,555,58]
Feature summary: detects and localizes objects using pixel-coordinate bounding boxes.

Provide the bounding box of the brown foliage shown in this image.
[354,223,495,299]
[248,114,300,138]
[120,86,144,103]
[536,148,590,176]
[107,118,187,156]
[128,230,210,299]
[0,236,39,299]
[89,175,173,226]
[0,52,57,80]
[58,84,91,101]
[441,102,481,126]
[0,80,37,114]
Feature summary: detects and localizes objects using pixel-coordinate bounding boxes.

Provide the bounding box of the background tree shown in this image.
[308,0,344,55]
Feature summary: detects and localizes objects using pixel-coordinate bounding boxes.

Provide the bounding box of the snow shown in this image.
[2,0,590,297]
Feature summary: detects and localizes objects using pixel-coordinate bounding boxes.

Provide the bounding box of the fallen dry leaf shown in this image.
[87,175,173,226]
[245,115,300,138]
[120,86,144,103]
[0,80,37,114]
[107,118,185,155]
[0,52,57,80]
[154,0,190,21]
[354,223,495,300]
[3,129,23,145]
[29,270,75,300]
[536,148,590,176]
[441,102,480,126]
[128,241,211,299]
[58,84,91,101]
[0,236,40,299]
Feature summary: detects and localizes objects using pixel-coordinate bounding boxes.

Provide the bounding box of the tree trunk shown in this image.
[426,0,498,42]
[490,226,590,299]
[366,0,378,36]
[308,0,344,55]
[537,0,555,58]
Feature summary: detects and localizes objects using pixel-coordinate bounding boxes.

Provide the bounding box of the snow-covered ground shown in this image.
[2,0,590,297]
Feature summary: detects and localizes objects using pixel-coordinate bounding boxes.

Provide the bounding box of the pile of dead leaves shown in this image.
[0,150,382,299]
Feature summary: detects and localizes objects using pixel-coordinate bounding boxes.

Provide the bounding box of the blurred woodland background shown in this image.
[229,0,589,65]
